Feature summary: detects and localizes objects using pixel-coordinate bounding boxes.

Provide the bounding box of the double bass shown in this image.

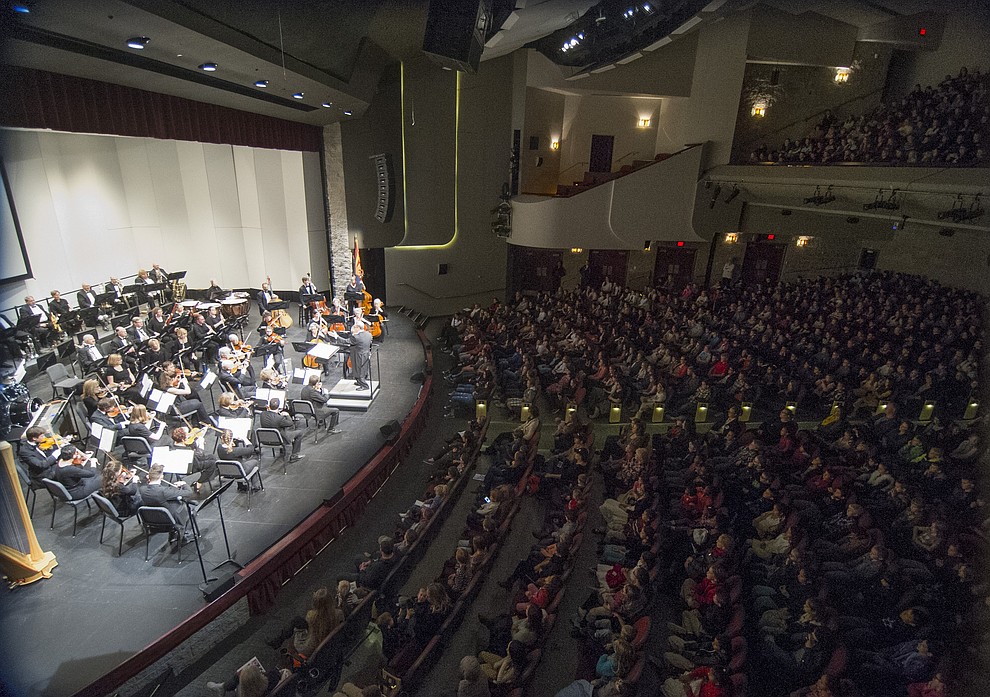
[358,278,382,339]
[266,275,294,329]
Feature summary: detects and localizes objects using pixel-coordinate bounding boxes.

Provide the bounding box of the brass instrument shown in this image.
[172,280,187,302]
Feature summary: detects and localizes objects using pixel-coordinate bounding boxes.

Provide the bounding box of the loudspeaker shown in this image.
[380,420,401,443]
[201,572,237,602]
[422,0,491,73]
[373,154,395,223]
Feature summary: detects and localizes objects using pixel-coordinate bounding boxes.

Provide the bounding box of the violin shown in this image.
[266,332,285,346]
[39,433,70,451]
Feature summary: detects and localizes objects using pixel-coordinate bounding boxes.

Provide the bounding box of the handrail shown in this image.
[736,85,885,152]
[393,282,505,302]
[548,144,699,198]
[558,161,590,178]
[72,328,436,697]
[614,151,639,165]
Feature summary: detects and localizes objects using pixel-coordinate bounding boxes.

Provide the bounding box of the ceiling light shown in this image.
[834,67,851,84]
[292,92,304,99]
[199,63,218,72]
[12,3,30,13]
[254,80,269,88]
[321,102,332,108]
[643,4,652,11]
[126,36,150,50]
[343,110,352,116]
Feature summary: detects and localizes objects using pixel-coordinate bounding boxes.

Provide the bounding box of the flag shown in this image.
[353,238,364,278]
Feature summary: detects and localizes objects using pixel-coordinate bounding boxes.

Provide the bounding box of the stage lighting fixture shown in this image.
[126,37,150,49]
[254,80,269,88]
[321,102,332,108]
[292,92,304,99]
[343,110,353,116]
[199,63,218,72]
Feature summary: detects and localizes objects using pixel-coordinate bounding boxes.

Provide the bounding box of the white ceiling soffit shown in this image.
[483,0,600,61]
[642,36,673,51]
[760,0,945,28]
[672,16,704,34]
[616,52,643,64]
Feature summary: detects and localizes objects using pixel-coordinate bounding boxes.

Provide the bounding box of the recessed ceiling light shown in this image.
[343,110,352,116]
[321,102,332,108]
[126,36,150,50]
[255,80,269,88]
[199,63,218,72]
[292,92,304,99]
[176,53,183,57]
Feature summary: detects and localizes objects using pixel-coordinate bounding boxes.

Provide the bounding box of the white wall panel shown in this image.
[0,128,324,314]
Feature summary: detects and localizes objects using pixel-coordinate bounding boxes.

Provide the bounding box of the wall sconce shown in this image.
[751,101,767,118]
[609,405,622,423]
[566,403,578,420]
[652,405,664,423]
[643,240,652,252]
[785,401,797,416]
[834,67,851,84]
[964,400,979,420]
[918,402,934,423]
[694,403,709,424]
[475,399,488,422]
[551,139,560,150]
[796,236,812,248]
[638,117,651,128]
[740,403,752,422]
[520,403,531,423]
[724,233,739,244]
[570,247,583,254]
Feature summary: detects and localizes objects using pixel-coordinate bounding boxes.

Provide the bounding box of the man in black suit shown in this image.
[259,398,305,462]
[340,537,397,591]
[299,275,318,299]
[349,324,373,390]
[77,282,110,330]
[218,358,256,399]
[189,313,220,364]
[139,463,194,541]
[301,375,341,433]
[20,426,59,485]
[127,316,152,344]
[78,334,104,374]
[18,295,53,350]
[256,281,274,318]
[53,446,101,499]
[110,326,139,372]
[91,397,128,432]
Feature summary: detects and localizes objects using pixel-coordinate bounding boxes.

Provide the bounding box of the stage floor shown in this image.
[0,315,426,697]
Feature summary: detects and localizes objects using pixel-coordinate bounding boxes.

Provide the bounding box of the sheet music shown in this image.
[149,388,164,405]
[306,343,339,360]
[150,419,167,441]
[218,417,252,442]
[152,447,195,475]
[157,393,177,413]
[200,370,217,389]
[255,388,286,406]
[292,367,322,385]
[97,427,116,453]
[139,374,153,397]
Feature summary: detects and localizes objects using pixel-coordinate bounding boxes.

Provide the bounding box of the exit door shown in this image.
[587,250,628,288]
[654,246,697,291]
[742,243,786,285]
[589,135,615,173]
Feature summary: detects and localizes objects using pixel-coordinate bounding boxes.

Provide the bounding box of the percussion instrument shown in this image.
[179,300,199,309]
[220,297,249,318]
[197,302,221,311]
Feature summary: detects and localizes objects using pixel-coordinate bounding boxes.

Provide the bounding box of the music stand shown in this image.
[267,300,290,312]
[167,271,187,282]
[95,292,116,307]
[188,480,242,595]
[78,307,100,328]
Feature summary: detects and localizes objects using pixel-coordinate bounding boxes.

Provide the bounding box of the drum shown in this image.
[220,298,249,318]
[197,302,221,311]
[180,300,199,309]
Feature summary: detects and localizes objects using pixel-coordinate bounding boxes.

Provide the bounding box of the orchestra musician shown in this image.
[54,445,102,499]
[169,426,218,493]
[146,306,167,336]
[260,325,285,371]
[344,274,364,313]
[138,463,193,541]
[107,276,128,312]
[172,326,193,359]
[77,282,110,328]
[217,392,252,418]
[205,305,225,330]
[20,426,60,485]
[123,404,162,444]
[349,323,373,391]
[308,310,331,342]
[18,295,54,350]
[190,313,221,363]
[110,326,140,372]
[219,358,256,399]
[257,281,274,317]
[100,353,145,405]
[150,263,169,285]
[300,375,342,434]
[259,397,305,463]
[48,290,80,334]
[80,379,103,418]
[127,316,152,344]
[136,268,156,304]
[78,334,104,374]
[100,459,143,516]
[91,397,129,431]
[258,366,286,390]
[217,428,257,464]
[140,337,169,371]
[158,371,212,425]
[299,275,318,299]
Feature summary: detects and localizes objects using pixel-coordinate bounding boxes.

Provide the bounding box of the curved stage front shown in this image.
[0,314,432,697]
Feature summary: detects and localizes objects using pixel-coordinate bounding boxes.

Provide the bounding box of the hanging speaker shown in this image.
[372,154,395,223]
[423,0,491,73]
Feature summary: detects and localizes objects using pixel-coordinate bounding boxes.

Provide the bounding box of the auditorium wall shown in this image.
[0,128,326,311]
[519,87,565,195]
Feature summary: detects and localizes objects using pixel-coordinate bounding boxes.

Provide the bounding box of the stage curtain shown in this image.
[0,66,322,152]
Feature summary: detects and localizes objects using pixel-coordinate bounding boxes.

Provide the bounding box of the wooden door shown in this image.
[741,243,786,285]
[508,246,564,295]
[589,135,615,173]
[653,246,697,291]
[587,250,628,288]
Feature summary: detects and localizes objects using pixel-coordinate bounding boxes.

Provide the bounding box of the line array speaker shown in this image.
[373,153,395,223]
[422,0,491,74]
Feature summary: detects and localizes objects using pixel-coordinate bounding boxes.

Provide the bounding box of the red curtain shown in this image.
[1,66,323,152]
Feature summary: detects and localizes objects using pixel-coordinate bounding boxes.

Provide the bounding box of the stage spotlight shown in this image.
[126,36,150,50]
[199,63,218,72]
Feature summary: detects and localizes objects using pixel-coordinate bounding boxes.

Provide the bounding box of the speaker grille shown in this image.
[373,153,395,223]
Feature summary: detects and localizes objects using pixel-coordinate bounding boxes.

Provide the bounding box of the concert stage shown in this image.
[0,315,428,697]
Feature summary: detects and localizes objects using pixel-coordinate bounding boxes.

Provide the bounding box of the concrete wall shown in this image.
[655,13,751,169]
[747,6,858,67]
[520,87,564,195]
[558,94,661,184]
[383,54,517,315]
[885,4,990,97]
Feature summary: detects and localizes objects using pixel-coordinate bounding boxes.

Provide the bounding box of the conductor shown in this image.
[349,324,373,391]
